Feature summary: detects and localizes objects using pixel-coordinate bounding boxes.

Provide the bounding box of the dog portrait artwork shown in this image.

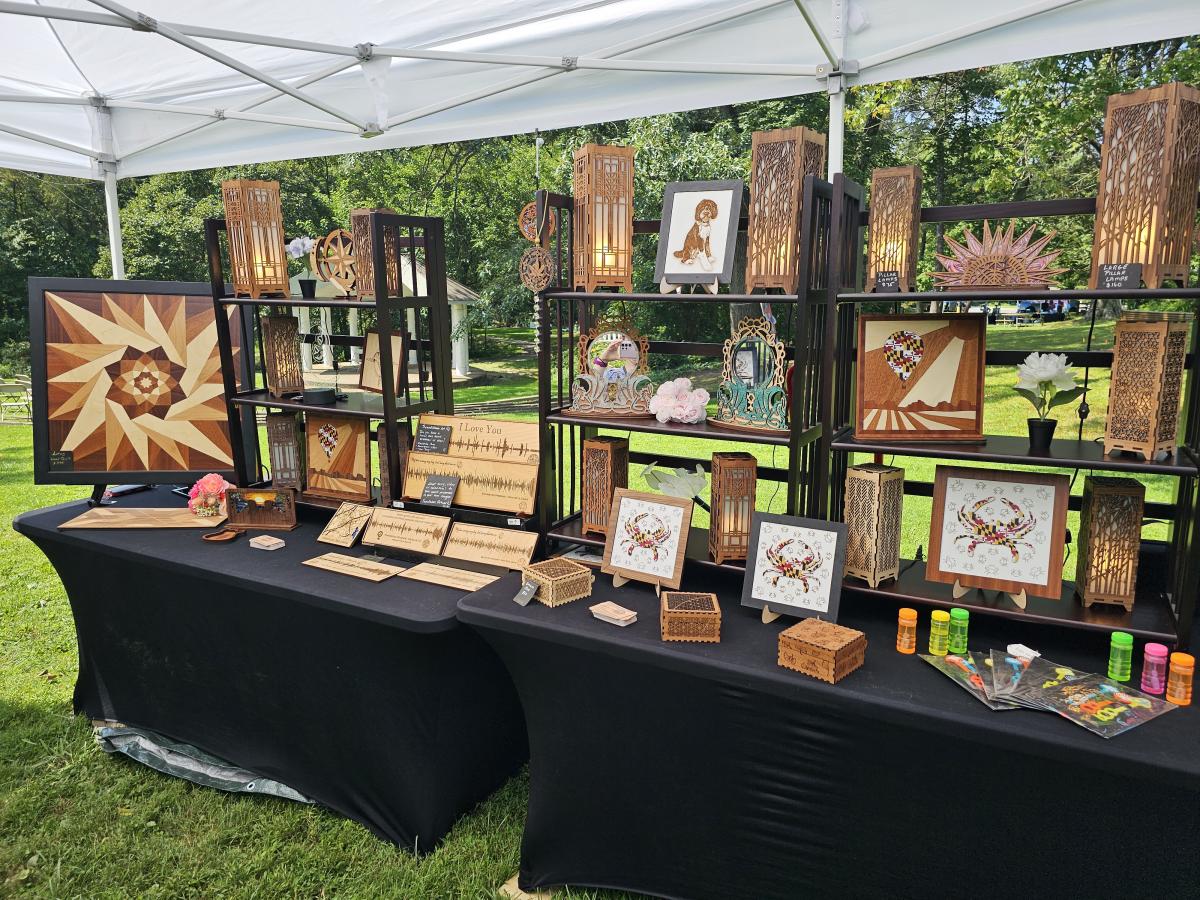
[655,180,743,286]
[673,198,719,271]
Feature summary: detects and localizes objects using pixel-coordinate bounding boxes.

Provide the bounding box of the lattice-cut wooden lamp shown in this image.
[1104,311,1193,461]
[351,207,401,299]
[221,179,289,299]
[266,412,304,490]
[1090,82,1200,289]
[744,127,826,293]
[865,166,923,292]
[708,452,757,564]
[1076,476,1145,612]
[843,463,904,588]
[261,314,304,398]
[573,144,635,292]
[581,436,628,536]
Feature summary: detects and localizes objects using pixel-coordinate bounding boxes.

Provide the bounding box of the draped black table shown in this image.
[13,489,527,850]
[459,568,1200,900]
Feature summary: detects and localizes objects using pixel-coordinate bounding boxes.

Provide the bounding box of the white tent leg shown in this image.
[827,82,845,179]
[104,169,125,279]
[320,308,333,367]
[296,306,313,371]
[406,309,418,366]
[450,303,469,378]
[348,308,361,365]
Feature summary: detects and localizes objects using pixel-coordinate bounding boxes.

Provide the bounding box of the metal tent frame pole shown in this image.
[103,168,125,279]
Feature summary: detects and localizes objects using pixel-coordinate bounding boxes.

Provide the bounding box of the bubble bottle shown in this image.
[928,610,950,657]
[1107,631,1133,683]
[1140,643,1169,695]
[1166,652,1194,707]
[948,608,970,655]
[896,608,918,654]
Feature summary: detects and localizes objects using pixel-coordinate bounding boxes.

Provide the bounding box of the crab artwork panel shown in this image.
[601,489,693,591]
[855,313,986,443]
[926,466,1070,600]
[741,513,848,622]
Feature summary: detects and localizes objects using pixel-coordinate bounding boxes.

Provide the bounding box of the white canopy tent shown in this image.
[1,0,1197,277]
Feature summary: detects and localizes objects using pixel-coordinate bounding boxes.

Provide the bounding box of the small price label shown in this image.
[513,581,539,606]
[413,424,453,454]
[874,270,901,293]
[420,475,459,507]
[48,450,74,471]
[1098,263,1142,290]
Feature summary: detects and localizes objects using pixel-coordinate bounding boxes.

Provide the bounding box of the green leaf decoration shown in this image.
[1047,387,1086,410]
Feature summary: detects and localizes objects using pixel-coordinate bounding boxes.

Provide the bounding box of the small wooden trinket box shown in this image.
[659,592,721,643]
[777,618,867,684]
[249,534,286,551]
[523,558,595,608]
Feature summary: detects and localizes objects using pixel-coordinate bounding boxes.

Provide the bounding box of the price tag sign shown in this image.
[513,581,539,607]
[1098,263,1142,290]
[413,423,453,454]
[48,450,74,471]
[874,270,901,293]
[420,474,459,507]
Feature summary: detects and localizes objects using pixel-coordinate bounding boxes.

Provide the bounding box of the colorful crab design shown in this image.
[760,538,823,592]
[954,496,1036,562]
[620,512,672,561]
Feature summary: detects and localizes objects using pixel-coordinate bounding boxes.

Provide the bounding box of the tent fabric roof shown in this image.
[0,0,1197,180]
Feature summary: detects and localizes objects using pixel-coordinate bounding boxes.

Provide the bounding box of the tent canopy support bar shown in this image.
[0,120,99,158]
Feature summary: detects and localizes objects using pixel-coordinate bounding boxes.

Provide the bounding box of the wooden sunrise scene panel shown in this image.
[305,414,371,501]
[855,313,986,442]
[42,290,240,475]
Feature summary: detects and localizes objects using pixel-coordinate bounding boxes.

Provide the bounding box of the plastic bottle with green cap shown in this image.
[948,607,970,654]
[928,610,951,656]
[1108,631,1134,683]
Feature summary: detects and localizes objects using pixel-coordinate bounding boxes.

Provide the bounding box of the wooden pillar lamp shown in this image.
[865,166,923,292]
[843,463,904,588]
[573,144,635,292]
[1076,476,1145,612]
[1090,83,1200,289]
[1104,311,1193,460]
[744,127,827,293]
[582,436,628,536]
[221,179,289,299]
[266,412,304,490]
[351,207,401,299]
[709,452,757,564]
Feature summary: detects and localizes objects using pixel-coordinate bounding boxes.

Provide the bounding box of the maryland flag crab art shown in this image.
[954,496,1037,562]
[620,512,673,562]
[760,538,824,592]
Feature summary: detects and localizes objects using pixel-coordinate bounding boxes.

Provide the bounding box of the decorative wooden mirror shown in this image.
[709,317,788,433]
[566,315,653,418]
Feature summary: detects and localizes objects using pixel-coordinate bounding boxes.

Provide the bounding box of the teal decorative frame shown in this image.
[709,316,789,434]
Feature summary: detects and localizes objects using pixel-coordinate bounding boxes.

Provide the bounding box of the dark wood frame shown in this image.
[741,512,848,622]
[926,466,1070,600]
[600,488,693,591]
[853,312,987,443]
[28,277,256,487]
[653,179,744,285]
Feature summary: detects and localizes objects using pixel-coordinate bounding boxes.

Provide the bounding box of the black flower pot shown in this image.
[1027,417,1057,454]
[299,278,317,299]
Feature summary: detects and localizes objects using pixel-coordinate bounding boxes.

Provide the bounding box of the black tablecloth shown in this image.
[14,489,527,850]
[459,568,1200,900]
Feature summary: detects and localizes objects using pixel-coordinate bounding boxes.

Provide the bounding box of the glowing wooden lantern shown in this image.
[865,166,923,292]
[261,314,304,398]
[266,412,304,490]
[1076,476,1145,612]
[1090,83,1200,289]
[221,179,289,299]
[1104,311,1193,461]
[573,144,634,292]
[708,452,757,565]
[581,436,628,536]
[843,463,904,588]
[744,127,826,293]
[351,207,401,299]
[225,487,298,531]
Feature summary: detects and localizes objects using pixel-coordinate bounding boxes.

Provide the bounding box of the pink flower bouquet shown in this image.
[188,472,233,517]
[649,377,710,424]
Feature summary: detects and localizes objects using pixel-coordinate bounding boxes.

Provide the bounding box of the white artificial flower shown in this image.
[287,236,315,259]
[1016,352,1075,392]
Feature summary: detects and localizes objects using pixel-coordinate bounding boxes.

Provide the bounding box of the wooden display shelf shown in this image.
[836,287,1200,303]
[387,497,537,530]
[548,411,820,448]
[230,388,436,421]
[219,295,379,309]
[845,559,1179,644]
[832,430,1199,478]
[542,289,801,305]
[547,514,747,574]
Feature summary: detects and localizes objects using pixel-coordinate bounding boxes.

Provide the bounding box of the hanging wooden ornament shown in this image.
[931,220,1065,291]
[518,201,557,243]
[310,228,356,294]
[519,246,555,292]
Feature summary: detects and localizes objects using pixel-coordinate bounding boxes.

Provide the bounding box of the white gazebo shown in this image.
[0,1,1195,275]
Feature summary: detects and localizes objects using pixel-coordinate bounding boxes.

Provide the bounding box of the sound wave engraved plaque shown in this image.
[442,522,538,570]
[416,414,540,465]
[362,508,450,554]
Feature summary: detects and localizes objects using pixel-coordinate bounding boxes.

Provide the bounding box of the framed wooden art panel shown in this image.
[28,278,255,485]
[358,329,405,395]
[304,414,372,502]
[601,489,693,591]
[926,466,1070,600]
[855,313,986,443]
[740,513,848,623]
[316,502,375,547]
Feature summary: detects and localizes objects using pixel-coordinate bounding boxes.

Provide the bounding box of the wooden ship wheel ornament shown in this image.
[309,228,356,294]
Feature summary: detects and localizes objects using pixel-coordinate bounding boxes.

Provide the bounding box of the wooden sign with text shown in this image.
[362,508,450,554]
[302,552,407,582]
[397,561,499,591]
[442,522,538,570]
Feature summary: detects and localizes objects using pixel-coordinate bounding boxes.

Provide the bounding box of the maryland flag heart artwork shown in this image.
[883,330,924,383]
[317,423,339,459]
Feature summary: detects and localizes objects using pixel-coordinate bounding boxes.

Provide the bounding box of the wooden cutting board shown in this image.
[59,507,227,529]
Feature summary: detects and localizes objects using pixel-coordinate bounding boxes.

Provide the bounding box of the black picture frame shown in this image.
[28,277,256,486]
[653,179,744,285]
[740,512,848,622]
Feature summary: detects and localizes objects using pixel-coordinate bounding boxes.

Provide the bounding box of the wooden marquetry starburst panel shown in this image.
[932,220,1065,291]
[36,289,243,480]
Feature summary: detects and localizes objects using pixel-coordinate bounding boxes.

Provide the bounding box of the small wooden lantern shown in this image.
[843,463,904,588]
[778,618,867,684]
[225,488,298,531]
[865,166,923,292]
[221,179,289,299]
[572,144,635,292]
[351,207,401,299]
[582,436,628,536]
[524,558,595,608]
[708,452,757,564]
[266,412,304,490]
[1104,311,1193,460]
[1076,476,1145,612]
[261,314,304,398]
[1090,83,1200,289]
[660,592,721,643]
[744,127,827,293]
